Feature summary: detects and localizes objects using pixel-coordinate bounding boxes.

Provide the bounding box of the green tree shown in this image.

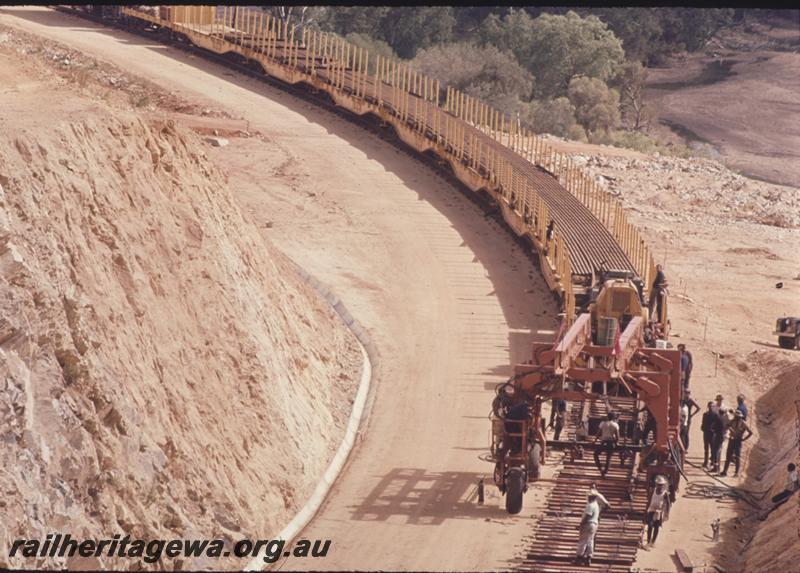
[663,8,735,52]
[413,43,533,115]
[318,6,391,37]
[380,7,457,58]
[345,33,398,71]
[479,10,625,99]
[477,9,536,60]
[589,8,664,62]
[612,61,650,131]
[567,77,621,137]
[526,98,585,140]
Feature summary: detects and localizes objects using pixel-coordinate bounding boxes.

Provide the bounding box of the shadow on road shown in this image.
[349,468,507,524]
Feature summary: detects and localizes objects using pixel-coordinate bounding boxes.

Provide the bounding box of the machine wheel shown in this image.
[778,336,795,349]
[505,468,525,514]
[529,443,542,480]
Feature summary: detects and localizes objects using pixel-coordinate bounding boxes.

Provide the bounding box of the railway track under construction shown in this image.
[55,7,681,572]
[511,397,649,572]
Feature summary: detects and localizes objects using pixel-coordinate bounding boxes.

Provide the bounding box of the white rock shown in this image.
[205,137,229,148]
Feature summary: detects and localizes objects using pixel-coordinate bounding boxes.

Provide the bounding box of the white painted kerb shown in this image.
[245,339,372,570]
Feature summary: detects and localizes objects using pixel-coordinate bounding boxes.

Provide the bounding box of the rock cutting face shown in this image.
[0,53,359,570]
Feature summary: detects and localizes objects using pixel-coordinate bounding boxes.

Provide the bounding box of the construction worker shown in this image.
[575,491,600,566]
[679,401,690,453]
[677,344,693,390]
[648,264,668,320]
[594,411,620,477]
[544,220,556,256]
[548,399,567,440]
[643,475,671,548]
[701,401,723,469]
[736,394,749,421]
[679,392,701,451]
[710,394,727,471]
[552,408,566,441]
[771,463,799,504]
[711,393,726,414]
[720,410,753,477]
[759,463,800,520]
[590,482,612,511]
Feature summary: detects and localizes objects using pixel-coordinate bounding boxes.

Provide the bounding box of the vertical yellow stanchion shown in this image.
[361,49,367,99]
[264,14,271,58]
[376,56,382,103]
[282,20,288,61]
[242,9,248,47]
[332,40,337,88]
[246,10,253,50]
[406,67,411,122]
[359,48,365,98]
[303,28,309,70]
[267,16,274,58]
[257,13,264,54]
[288,23,295,66]
[337,40,343,89]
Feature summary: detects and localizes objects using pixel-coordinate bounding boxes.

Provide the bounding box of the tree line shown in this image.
[263,7,796,150]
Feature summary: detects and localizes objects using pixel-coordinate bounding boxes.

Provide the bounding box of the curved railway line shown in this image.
[54,6,675,571]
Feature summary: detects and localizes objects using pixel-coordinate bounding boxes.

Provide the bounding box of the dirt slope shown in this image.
[732,359,800,573]
[0,50,359,569]
[645,17,800,187]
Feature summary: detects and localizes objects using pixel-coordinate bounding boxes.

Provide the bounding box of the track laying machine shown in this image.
[488,264,682,514]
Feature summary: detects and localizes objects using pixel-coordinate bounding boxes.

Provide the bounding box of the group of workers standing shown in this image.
[699,392,752,476]
[674,342,753,478]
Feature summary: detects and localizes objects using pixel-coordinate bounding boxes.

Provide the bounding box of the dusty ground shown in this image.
[645,16,800,188]
[1,6,799,573]
[0,30,361,571]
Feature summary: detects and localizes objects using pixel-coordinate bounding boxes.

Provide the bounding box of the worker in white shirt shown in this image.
[643,475,671,548]
[771,463,799,504]
[575,491,600,566]
[594,411,620,477]
[590,482,612,511]
[759,463,799,520]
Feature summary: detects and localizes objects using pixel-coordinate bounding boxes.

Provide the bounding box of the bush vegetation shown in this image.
[313,7,764,151]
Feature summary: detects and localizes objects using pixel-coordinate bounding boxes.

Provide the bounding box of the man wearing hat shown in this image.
[575,490,600,565]
[720,409,753,477]
[643,475,671,548]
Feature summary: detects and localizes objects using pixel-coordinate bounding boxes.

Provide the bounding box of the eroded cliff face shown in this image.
[738,361,800,573]
[0,111,359,569]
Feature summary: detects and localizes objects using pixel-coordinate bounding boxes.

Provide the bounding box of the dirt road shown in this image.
[0,7,559,570]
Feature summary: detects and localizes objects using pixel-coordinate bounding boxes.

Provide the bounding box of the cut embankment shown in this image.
[722,359,800,572]
[0,111,360,569]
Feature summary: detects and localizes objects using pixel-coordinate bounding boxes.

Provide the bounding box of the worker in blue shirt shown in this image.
[736,394,748,420]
